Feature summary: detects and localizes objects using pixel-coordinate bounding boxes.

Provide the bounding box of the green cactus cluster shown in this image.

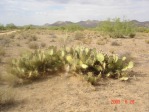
[10,46,133,84]
[10,46,64,79]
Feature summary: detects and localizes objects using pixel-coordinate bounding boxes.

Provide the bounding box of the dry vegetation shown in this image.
[0,27,149,112]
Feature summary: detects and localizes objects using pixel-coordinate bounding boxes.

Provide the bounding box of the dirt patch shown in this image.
[0,30,19,36]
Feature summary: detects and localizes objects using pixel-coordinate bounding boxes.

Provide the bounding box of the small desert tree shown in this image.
[98,18,136,38]
[64,24,84,32]
[6,23,17,30]
[0,24,5,30]
[48,24,84,32]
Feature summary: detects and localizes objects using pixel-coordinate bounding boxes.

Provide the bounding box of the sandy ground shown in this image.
[0,30,149,112]
[0,30,19,36]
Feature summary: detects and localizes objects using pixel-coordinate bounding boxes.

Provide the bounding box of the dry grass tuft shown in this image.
[0,36,11,47]
[96,39,107,45]
[40,42,46,48]
[74,31,85,40]
[111,41,122,46]
[97,40,106,45]
[28,42,39,49]
[28,35,38,41]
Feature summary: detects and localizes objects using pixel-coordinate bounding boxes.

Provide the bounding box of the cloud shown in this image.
[37,0,71,4]
[0,0,149,25]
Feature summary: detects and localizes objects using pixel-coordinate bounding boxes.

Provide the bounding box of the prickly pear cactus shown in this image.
[10,46,133,84]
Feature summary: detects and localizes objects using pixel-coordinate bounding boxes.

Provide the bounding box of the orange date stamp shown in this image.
[111,99,135,104]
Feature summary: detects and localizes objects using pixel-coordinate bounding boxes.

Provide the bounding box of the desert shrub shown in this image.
[0,24,5,30]
[23,25,35,30]
[111,41,122,46]
[129,33,136,38]
[0,36,11,47]
[16,34,24,40]
[28,35,38,41]
[7,33,16,39]
[28,42,39,49]
[40,42,46,48]
[5,23,17,30]
[96,38,108,45]
[98,18,136,38]
[137,27,149,33]
[96,39,107,45]
[49,33,57,38]
[48,24,84,32]
[74,31,85,40]
[17,32,37,40]
[64,24,84,32]
[19,32,30,39]
[10,46,133,84]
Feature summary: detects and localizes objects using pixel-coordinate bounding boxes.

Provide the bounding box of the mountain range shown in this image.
[43,20,149,28]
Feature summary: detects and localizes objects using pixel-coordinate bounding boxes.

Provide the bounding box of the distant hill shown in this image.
[49,21,73,26]
[43,20,100,28]
[76,20,100,28]
[43,20,149,28]
[131,20,149,27]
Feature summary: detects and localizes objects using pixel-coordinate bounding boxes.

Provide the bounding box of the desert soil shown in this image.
[0,30,149,112]
[0,30,19,36]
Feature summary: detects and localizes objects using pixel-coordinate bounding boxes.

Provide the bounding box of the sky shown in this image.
[0,0,149,26]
